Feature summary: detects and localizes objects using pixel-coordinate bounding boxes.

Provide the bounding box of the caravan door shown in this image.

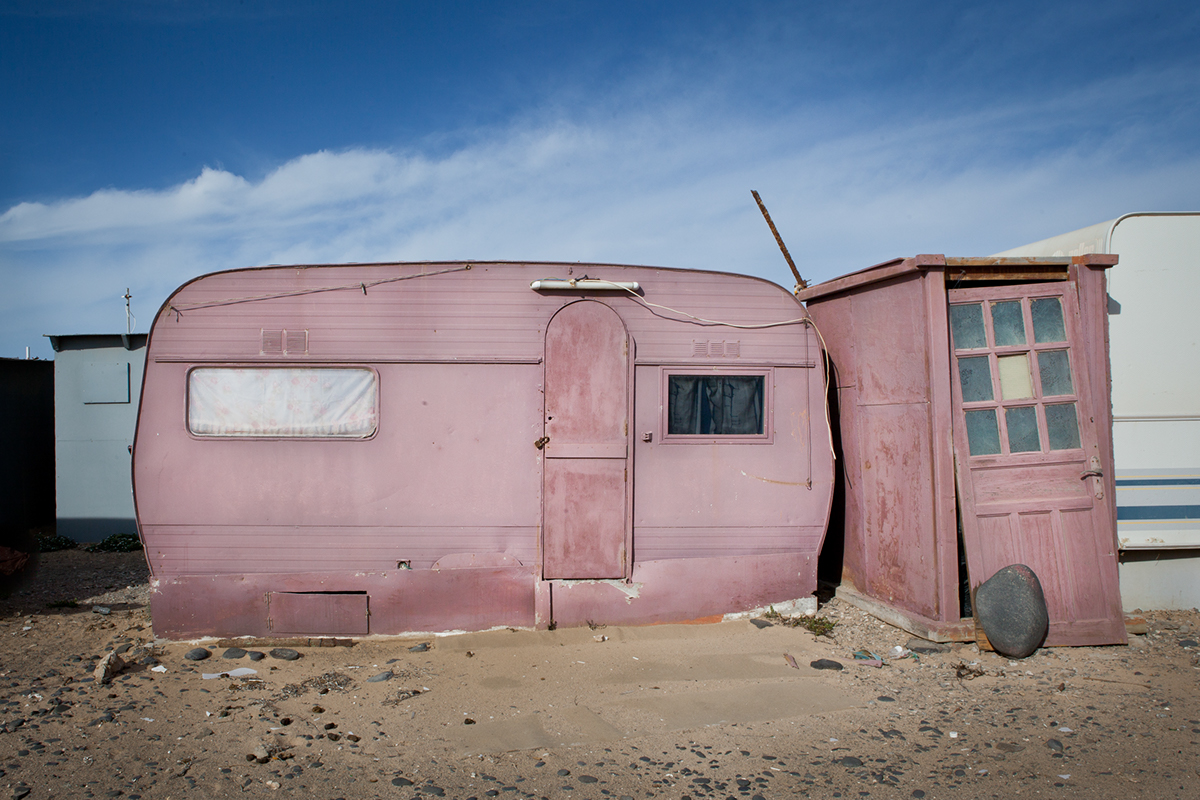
[948,283,1125,646]
[542,301,631,579]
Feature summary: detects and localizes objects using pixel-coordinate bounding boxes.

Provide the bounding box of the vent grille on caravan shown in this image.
[692,340,741,358]
[261,329,310,356]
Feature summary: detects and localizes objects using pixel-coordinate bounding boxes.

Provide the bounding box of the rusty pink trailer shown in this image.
[134,262,833,638]
[800,255,1125,647]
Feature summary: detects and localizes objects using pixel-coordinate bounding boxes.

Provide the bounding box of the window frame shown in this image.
[185,364,381,441]
[658,366,774,444]
[949,292,1084,459]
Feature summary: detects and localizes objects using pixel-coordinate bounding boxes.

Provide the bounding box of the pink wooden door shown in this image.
[542,301,630,579]
[948,284,1125,646]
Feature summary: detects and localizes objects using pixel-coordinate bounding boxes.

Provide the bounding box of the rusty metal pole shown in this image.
[751,190,807,292]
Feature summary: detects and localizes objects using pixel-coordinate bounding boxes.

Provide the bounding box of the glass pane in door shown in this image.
[1006,406,1041,452]
[965,409,1001,456]
[1038,350,1074,396]
[998,354,1034,399]
[1046,403,1082,450]
[1032,297,1066,343]
[958,356,994,402]
[991,301,1026,346]
[950,304,987,349]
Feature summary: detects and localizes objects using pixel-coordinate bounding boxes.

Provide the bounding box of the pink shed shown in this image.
[800,255,1125,647]
[133,262,834,638]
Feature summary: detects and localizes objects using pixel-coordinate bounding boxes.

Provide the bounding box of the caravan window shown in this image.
[663,370,770,441]
[188,368,378,438]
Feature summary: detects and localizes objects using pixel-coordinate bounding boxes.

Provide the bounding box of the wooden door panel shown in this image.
[949,284,1124,646]
[543,459,626,578]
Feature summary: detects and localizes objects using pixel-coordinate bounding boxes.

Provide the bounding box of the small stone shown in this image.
[838,756,864,767]
[250,743,270,763]
[408,642,430,652]
[579,776,598,783]
[184,648,211,662]
[222,648,248,659]
[1179,639,1198,648]
[247,651,265,661]
[92,606,111,615]
[94,652,126,685]
[810,659,844,671]
[269,648,300,661]
[1047,739,1064,752]
[392,777,414,787]
[750,619,772,629]
[367,671,393,683]
[905,638,951,654]
[974,564,1049,659]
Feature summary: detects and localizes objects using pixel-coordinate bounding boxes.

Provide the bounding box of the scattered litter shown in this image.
[593,635,608,642]
[949,731,958,738]
[853,651,884,668]
[1058,774,1071,780]
[1057,727,1073,733]
[954,661,986,680]
[202,667,258,680]
[151,665,167,673]
[92,606,111,616]
[784,653,799,669]
[141,717,155,722]
[887,645,912,659]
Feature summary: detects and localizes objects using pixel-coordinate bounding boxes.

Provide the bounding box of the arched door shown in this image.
[542,301,631,579]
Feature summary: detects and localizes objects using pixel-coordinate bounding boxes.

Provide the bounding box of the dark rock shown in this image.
[810,659,843,671]
[392,777,414,787]
[905,638,951,654]
[1047,739,1063,752]
[408,642,430,652]
[269,648,300,661]
[877,696,895,702]
[750,619,772,629]
[974,564,1049,659]
[367,671,393,683]
[1179,639,1198,648]
[838,756,864,767]
[579,776,598,783]
[183,648,211,662]
[247,651,265,661]
[222,648,247,659]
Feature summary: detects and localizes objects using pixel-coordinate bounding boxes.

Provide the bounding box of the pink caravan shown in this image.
[133,261,834,639]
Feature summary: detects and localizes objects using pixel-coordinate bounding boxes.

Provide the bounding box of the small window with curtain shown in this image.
[188,367,378,438]
[662,369,770,442]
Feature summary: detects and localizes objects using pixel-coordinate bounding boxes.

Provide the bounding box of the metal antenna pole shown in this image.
[124,288,133,335]
[751,190,807,292]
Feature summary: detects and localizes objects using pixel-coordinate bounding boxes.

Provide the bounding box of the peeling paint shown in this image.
[558,578,644,602]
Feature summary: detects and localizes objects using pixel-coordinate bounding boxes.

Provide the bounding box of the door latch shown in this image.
[534,436,550,450]
[1081,456,1104,500]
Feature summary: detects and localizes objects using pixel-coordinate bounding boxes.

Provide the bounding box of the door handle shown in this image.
[1080,470,1103,479]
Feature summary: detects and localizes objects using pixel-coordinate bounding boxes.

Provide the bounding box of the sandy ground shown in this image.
[1,551,1198,800]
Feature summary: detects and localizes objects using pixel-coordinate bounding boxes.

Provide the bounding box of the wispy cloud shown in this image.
[2,67,1198,357]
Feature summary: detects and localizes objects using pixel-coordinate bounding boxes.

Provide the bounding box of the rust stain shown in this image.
[740,470,806,487]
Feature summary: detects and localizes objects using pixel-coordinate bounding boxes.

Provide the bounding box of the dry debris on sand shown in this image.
[1,551,1198,799]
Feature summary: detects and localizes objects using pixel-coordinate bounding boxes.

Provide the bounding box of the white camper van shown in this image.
[996,212,1200,610]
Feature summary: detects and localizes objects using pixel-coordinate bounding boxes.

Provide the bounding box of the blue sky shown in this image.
[1,0,1198,359]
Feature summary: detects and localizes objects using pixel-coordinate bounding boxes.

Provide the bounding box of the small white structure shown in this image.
[46,333,148,543]
[996,212,1200,610]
